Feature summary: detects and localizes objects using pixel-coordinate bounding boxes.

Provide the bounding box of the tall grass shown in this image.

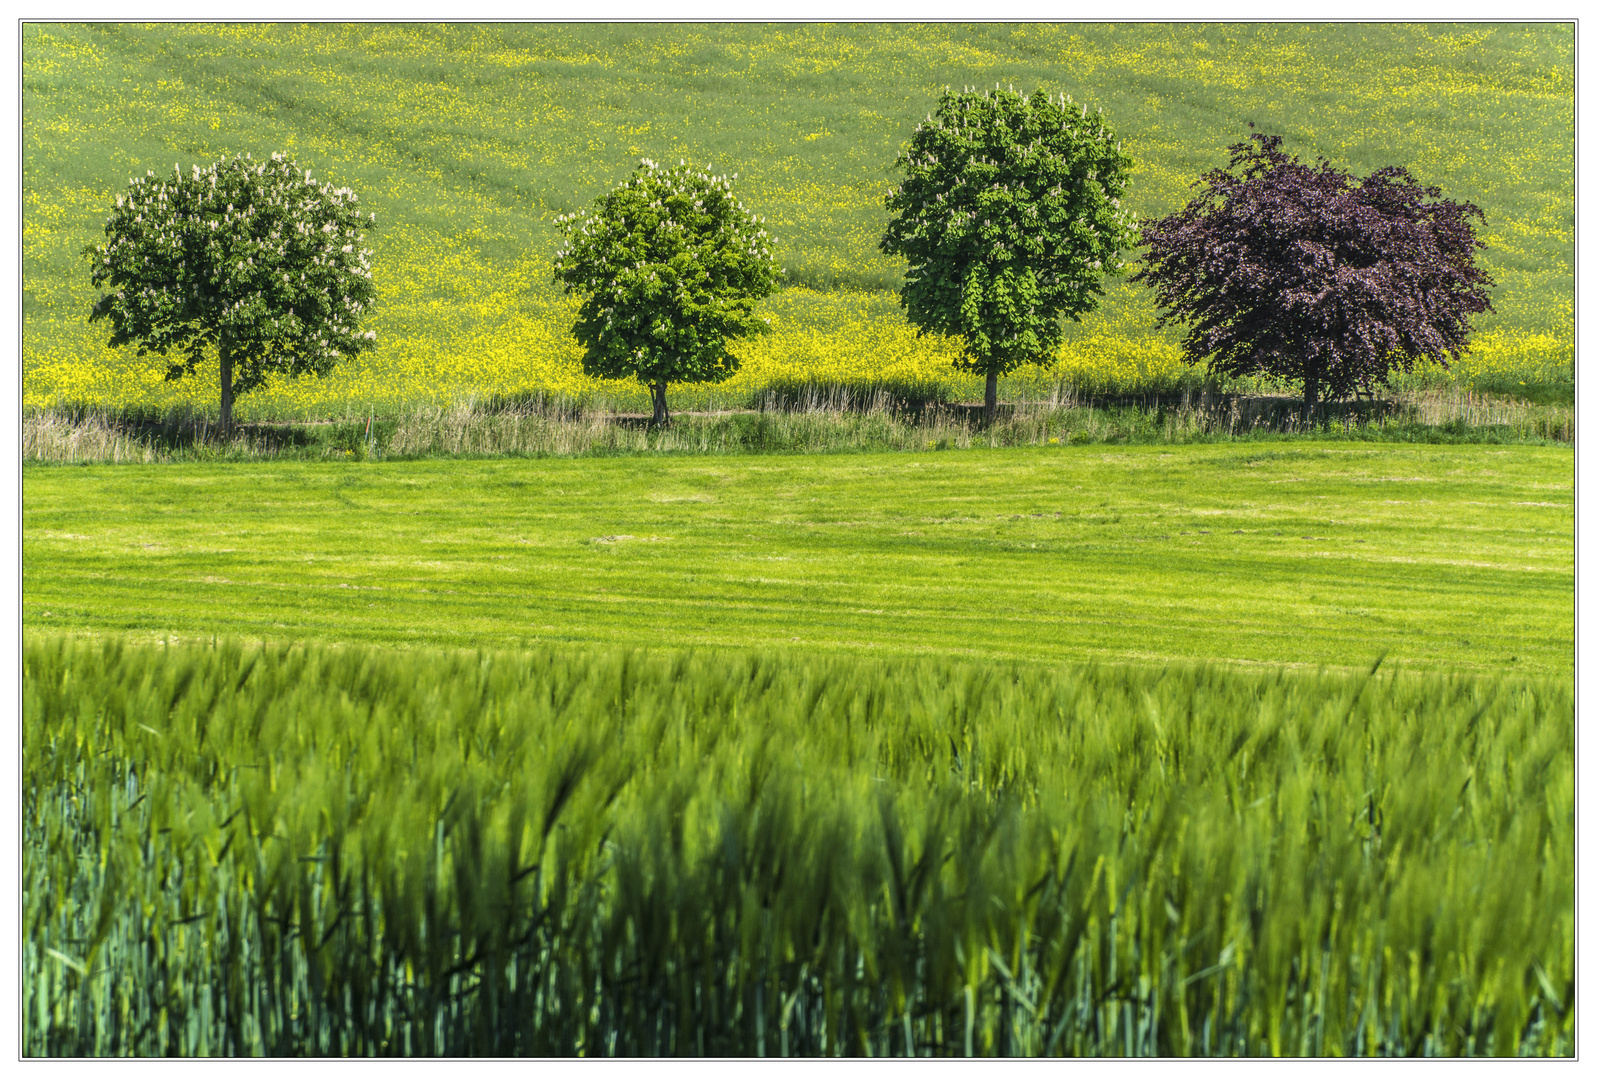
[24,636,1573,1056]
[20,385,1574,465]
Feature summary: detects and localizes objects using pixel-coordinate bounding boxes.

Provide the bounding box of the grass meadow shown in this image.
[20,19,1575,1058]
[22,444,1572,675]
[23,22,1573,417]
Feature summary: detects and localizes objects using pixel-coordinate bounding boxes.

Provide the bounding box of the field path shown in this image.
[22,443,1573,673]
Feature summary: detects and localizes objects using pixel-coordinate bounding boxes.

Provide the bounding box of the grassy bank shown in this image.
[22,443,1573,674]
[24,636,1574,1056]
[21,386,1575,465]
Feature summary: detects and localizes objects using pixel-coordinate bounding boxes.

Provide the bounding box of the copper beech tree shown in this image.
[1134,132,1494,419]
[87,152,378,432]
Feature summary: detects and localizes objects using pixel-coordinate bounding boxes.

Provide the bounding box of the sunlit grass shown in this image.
[21,443,1573,674]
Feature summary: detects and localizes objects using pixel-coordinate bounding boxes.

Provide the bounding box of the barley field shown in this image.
[23,22,1573,418]
[23,637,1574,1056]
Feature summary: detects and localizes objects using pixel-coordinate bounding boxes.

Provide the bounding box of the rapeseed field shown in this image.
[23,22,1573,417]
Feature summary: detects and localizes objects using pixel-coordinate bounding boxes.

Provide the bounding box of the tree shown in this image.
[553,159,780,426]
[880,86,1138,421]
[87,152,377,431]
[1133,132,1494,419]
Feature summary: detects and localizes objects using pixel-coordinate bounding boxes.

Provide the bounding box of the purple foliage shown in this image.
[1133,133,1494,411]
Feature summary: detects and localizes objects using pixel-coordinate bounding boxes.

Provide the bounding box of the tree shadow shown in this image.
[67,407,366,456]
[753,379,954,420]
[608,415,665,433]
[1196,392,1409,430]
[475,392,588,420]
[1070,390,1409,431]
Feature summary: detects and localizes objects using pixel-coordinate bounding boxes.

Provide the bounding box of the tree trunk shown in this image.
[650,381,670,427]
[219,333,234,435]
[1301,367,1319,428]
[984,370,998,426]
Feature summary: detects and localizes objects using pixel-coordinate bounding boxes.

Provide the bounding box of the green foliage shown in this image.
[881,86,1138,387]
[553,159,779,422]
[23,636,1574,1055]
[86,152,377,422]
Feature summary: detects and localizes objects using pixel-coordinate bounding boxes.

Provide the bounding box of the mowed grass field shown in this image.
[23,22,1573,414]
[23,442,1573,674]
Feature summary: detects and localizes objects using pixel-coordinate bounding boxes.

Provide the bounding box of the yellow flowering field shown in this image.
[23,22,1572,417]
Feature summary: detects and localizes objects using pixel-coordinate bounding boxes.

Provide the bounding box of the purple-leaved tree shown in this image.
[1133,132,1494,419]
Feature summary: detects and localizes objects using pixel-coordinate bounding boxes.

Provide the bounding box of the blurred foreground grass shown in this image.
[24,636,1573,1055]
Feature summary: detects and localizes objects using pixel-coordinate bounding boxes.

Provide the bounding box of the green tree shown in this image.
[881,86,1138,420]
[554,158,780,426]
[87,152,378,431]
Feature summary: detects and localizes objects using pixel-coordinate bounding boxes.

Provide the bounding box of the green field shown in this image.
[24,637,1574,1056]
[22,443,1573,673]
[20,20,1576,1058]
[21,418,1576,1061]
[23,22,1573,414]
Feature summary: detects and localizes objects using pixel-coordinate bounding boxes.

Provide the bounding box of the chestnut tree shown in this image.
[87,152,377,431]
[553,159,779,426]
[881,86,1138,420]
[1133,132,1494,417]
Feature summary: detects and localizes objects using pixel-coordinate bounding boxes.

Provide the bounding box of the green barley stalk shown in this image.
[22,635,1573,1056]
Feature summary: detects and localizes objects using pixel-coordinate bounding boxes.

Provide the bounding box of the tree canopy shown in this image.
[1133,132,1495,415]
[553,159,780,426]
[87,152,377,430]
[880,86,1138,418]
